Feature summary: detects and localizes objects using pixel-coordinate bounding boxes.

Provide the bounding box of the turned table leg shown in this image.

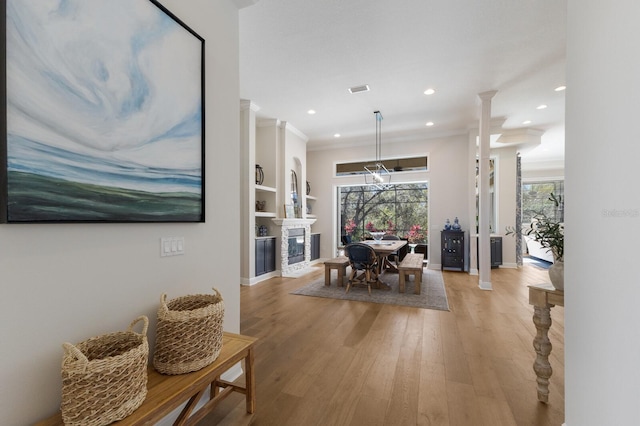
[532,304,554,403]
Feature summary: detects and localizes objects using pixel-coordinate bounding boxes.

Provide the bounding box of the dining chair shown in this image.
[344,243,379,295]
[381,234,407,269]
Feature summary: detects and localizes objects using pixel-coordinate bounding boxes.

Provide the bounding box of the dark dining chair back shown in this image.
[344,243,379,295]
[381,234,407,265]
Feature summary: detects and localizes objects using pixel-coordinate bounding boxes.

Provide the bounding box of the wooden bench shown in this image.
[324,256,349,286]
[398,253,424,294]
[35,332,257,426]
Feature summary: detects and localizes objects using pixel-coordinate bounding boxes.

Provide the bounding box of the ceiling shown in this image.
[238,0,567,167]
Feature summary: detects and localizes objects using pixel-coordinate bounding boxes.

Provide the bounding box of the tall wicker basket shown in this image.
[60,316,149,426]
[153,288,225,375]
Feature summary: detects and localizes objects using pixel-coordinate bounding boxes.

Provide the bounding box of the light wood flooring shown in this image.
[202,262,564,426]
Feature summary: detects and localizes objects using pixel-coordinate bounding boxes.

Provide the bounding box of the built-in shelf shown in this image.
[305,195,317,201]
[255,211,276,217]
[306,214,317,219]
[256,184,276,192]
[272,218,316,226]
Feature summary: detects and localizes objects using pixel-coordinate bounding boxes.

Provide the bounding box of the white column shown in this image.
[477,91,497,290]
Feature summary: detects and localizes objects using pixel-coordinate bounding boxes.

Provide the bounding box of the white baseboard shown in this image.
[241,270,279,286]
[478,280,493,290]
[469,268,479,275]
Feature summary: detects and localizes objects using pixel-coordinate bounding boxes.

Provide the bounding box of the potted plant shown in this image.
[508,193,564,290]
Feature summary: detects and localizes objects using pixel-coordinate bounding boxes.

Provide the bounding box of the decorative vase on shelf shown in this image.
[255,164,264,185]
[452,217,461,231]
[444,218,451,230]
[306,181,311,196]
[255,200,266,212]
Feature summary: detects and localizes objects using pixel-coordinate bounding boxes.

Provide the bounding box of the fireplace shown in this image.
[272,218,316,277]
[288,228,305,265]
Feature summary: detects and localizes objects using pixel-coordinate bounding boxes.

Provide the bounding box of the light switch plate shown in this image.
[160,237,185,257]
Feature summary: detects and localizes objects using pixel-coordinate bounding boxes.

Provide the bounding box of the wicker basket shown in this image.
[61,316,149,426]
[153,288,224,375]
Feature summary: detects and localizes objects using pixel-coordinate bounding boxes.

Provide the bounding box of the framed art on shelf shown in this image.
[284,204,295,219]
[0,0,205,223]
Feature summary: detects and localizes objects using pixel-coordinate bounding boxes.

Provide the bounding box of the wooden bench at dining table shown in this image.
[35,332,257,426]
[398,253,424,294]
[324,256,350,286]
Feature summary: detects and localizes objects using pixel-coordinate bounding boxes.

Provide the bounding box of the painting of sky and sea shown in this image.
[4,0,204,222]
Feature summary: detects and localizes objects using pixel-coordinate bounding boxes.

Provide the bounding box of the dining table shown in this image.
[361,239,408,290]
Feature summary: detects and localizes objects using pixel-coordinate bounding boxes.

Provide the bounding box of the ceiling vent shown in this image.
[348,84,370,94]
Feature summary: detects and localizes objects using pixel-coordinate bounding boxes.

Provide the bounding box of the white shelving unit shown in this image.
[255,184,277,217]
[241,100,320,283]
[305,194,317,219]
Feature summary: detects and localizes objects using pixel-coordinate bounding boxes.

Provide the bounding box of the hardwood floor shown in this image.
[202,263,564,426]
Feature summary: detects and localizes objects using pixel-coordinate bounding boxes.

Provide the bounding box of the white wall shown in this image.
[566,1,640,424]
[494,146,519,267]
[0,1,241,424]
[307,134,469,267]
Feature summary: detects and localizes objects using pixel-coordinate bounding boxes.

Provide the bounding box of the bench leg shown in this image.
[246,347,255,413]
[337,266,346,287]
[414,271,422,295]
[324,265,331,286]
[399,271,406,293]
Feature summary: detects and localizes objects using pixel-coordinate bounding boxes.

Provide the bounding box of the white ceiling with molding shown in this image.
[239,0,566,166]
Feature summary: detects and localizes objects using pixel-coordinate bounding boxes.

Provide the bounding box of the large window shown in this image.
[338,183,428,243]
[522,180,564,223]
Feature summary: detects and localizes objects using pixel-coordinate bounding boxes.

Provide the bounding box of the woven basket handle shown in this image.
[128,315,149,337]
[159,293,169,314]
[62,342,89,365]
[212,287,223,300]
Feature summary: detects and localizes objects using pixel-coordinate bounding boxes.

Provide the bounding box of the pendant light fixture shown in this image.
[364,110,391,189]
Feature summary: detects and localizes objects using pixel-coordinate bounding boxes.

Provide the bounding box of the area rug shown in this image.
[524,256,552,270]
[291,267,450,311]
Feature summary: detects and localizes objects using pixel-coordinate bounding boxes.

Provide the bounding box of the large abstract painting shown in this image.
[1,0,205,223]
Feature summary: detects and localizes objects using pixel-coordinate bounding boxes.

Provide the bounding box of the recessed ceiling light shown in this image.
[523,120,532,125]
[334,133,341,138]
[424,88,435,95]
[536,104,547,110]
[555,85,566,92]
[348,84,370,94]
[307,109,316,115]
[425,121,434,127]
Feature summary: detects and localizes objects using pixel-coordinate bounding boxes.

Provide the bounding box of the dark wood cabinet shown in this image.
[475,236,503,269]
[255,237,276,276]
[310,233,320,261]
[441,230,465,271]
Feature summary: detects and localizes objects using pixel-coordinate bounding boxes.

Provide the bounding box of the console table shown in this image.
[528,283,564,403]
[36,332,257,426]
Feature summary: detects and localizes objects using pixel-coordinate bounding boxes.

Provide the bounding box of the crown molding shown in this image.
[496,128,545,146]
[279,121,309,142]
[306,127,467,152]
[256,118,280,127]
[240,99,260,112]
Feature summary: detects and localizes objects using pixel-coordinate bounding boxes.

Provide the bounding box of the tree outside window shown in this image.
[522,180,564,223]
[339,183,428,244]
